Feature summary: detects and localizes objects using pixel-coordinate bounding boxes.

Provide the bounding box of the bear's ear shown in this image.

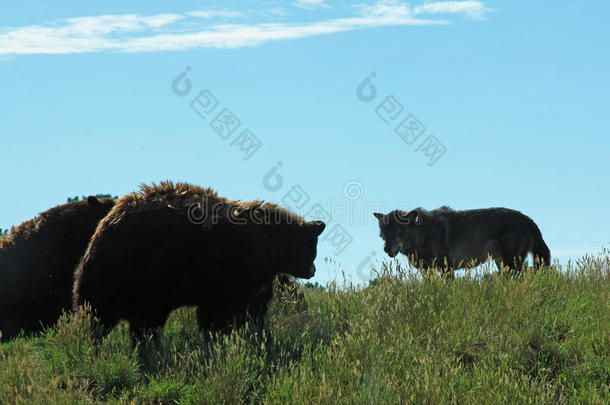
[308,220,326,236]
[373,212,384,221]
[87,196,101,207]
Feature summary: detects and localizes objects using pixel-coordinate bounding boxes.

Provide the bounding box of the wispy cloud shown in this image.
[0,1,490,56]
[413,1,489,19]
[268,7,290,17]
[359,0,411,19]
[293,0,330,10]
[187,10,246,19]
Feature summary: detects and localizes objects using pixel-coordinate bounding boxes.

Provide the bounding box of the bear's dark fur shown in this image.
[73,181,325,338]
[0,197,115,340]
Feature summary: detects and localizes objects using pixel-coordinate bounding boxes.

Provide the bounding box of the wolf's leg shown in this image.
[498,233,529,275]
[482,240,505,274]
[441,267,455,280]
[501,251,528,275]
[494,258,512,276]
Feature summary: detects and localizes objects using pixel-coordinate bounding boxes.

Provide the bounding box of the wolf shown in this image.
[374,206,550,277]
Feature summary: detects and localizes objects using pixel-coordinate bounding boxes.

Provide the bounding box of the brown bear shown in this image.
[0,196,115,340]
[72,181,325,338]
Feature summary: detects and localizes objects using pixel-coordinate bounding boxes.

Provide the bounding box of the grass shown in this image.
[1,252,609,404]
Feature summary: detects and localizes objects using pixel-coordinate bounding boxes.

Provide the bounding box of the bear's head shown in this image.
[232,204,326,279]
[275,220,325,279]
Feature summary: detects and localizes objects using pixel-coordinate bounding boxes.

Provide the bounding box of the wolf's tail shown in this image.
[531,223,551,267]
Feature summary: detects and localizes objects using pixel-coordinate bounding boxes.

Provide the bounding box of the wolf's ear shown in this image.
[394,211,410,225]
[373,212,384,221]
[415,212,423,225]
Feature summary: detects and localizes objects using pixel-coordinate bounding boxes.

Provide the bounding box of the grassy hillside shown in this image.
[1,253,609,404]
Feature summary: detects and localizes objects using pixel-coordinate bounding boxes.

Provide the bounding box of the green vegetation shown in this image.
[1,253,609,404]
[67,194,118,203]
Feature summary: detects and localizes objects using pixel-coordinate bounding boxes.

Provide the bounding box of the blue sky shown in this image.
[1,0,609,283]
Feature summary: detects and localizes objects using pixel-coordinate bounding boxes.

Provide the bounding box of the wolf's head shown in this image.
[373,210,423,257]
